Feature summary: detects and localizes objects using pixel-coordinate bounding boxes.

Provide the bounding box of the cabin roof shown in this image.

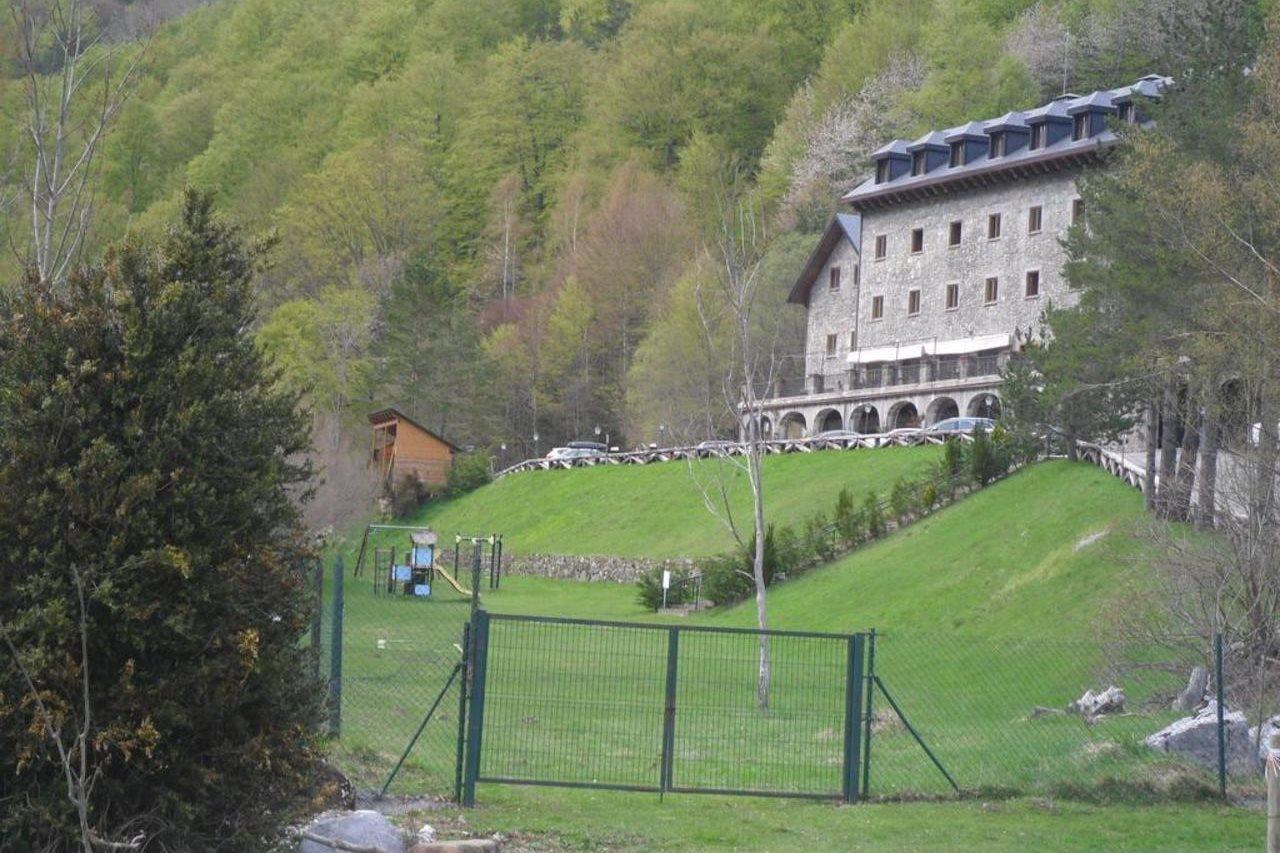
[368,407,462,452]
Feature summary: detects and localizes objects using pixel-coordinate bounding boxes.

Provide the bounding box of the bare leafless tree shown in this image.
[8,0,148,287]
[690,177,788,709]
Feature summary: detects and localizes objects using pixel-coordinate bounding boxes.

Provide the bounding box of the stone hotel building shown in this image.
[757,75,1170,439]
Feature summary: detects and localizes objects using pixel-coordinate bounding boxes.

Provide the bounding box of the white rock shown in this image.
[1067,685,1125,717]
[417,824,438,844]
[1247,715,1280,765]
[1145,701,1255,774]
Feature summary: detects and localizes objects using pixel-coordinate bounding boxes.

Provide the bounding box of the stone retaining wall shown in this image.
[502,553,694,583]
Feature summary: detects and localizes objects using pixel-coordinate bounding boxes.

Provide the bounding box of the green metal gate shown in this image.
[460,612,871,804]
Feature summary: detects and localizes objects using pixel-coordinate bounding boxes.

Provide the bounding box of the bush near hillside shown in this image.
[640,434,1013,609]
[0,193,324,849]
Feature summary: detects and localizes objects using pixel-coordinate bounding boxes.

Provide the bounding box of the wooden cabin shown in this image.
[368,408,459,490]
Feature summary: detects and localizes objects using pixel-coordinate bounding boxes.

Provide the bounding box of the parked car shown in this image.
[924,417,996,435]
[816,429,863,441]
[696,440,739,450]
[545,442,606,460]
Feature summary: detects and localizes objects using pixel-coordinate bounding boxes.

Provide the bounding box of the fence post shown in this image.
[861,628,876,798]
[462,610,490,807]
[842,634,866,803]
[660,628,680,793]
[454,621,471,803]
[1215,631,1226,799]
[328,555,345,737]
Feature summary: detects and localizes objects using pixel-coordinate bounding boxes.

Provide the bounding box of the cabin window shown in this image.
[988,132,1005,158]
[911,150,927,176]
[911,227,924,253]
[1072,198,1085,224]
[945,283,959,310]
[984,276,999,304]
[871,295,884,320]
[907,289,921,316]
[874,234,887,260]
[949,220,962,246]
[829,266,841,291]
[987,213,1002,240]
[1025,269,1041,298]
[1028,205,1043,234]
[949,141,964,167]
[1030,123,1046,150]
[1072,113,1088,141]
[875,160,890,183]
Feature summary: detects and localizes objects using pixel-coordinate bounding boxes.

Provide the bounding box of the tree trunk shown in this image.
[1171,389,1201,522]
[1196,391,1219,530]
[1157,381,1181,518]
[747,412,771,710]
[1144,399,1159,511]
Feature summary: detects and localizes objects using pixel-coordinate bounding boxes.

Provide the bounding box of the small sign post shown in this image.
[661,569,671,609]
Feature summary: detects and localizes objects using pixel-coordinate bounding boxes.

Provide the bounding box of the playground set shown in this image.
[353,524,505,597]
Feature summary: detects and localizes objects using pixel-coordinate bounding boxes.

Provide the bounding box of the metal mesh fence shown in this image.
[868,632,1257,799]
[472,615,861,799]
[322,540,479,796]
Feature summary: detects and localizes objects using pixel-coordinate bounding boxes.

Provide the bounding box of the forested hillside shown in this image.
[0,0,1241,521]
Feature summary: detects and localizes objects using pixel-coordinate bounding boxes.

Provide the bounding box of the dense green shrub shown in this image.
[863,490,886,538]
[447,451,493,496]
[389,471,429,516]
[968,428,1010,486]
[700,552,754,604]
[0,194,323,849]
[890,477,917,522]
[834,486,862,545]
[636,565,693,611]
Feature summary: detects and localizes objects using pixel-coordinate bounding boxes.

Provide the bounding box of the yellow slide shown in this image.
[433,566,473,597]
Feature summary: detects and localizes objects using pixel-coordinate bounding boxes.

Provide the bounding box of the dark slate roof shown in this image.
[844,75,1171,210]
[986,111,1029,131]
[871,138,911,158]
[908,130,949,151]
[787,213,862,306]
[944,121,987,140]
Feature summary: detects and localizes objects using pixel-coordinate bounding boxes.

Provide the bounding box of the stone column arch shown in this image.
[852,405,880,434]
[816,408,843,434]
[779,412,808,439]
[888,401,920,429]
[925,396,960,426]
[967,393,1001,420]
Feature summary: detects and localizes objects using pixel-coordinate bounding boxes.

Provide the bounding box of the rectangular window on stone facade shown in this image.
[911,228,924,253]
[1072,198,1085,224]
[987,213,1002,239]
[908,289,921,316]
[874,234,887,259]
[829,266,841,291]
[1028,205,1042,234]
[871,295,884,320]
[1025,269,1041,298]
[945,283,959,310]
[949,220,962,246]
[984,276,999,304]
[852,264,860,286]
[826,334,837,356]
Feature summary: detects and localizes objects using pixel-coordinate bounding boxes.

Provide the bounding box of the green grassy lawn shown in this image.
[325,458,1262,849]
[413,787,1263,851]
[392,446,941,558]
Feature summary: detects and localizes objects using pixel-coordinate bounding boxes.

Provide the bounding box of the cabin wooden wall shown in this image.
[391,422,454,489]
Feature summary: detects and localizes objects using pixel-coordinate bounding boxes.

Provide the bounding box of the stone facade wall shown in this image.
[856,169,1082,358]
[803,236,862,382]
[502,553,695,583]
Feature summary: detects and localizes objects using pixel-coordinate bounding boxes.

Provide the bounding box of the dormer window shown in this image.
[949,142,963,167]
[1030,123,1046,150]
[1072,113,1088,141]
[911,151,927,176]
[988,132,1005,158]
[1118,102,1136,123]
[875,160,890,183]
